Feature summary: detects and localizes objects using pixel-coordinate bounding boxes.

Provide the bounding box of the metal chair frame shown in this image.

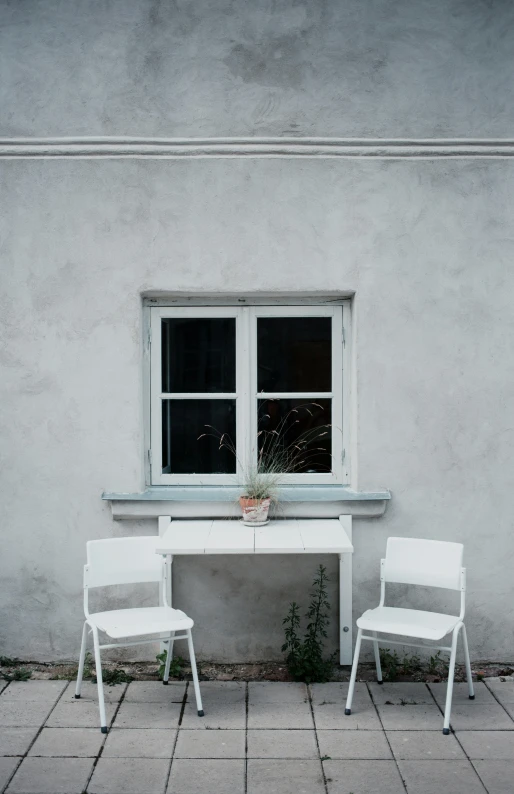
[345,538,474,734]
[75,538,203,732]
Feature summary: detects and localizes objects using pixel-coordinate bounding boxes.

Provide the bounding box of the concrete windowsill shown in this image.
[102,486,391,520]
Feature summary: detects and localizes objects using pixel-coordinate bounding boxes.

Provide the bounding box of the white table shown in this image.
[156,516,354,664]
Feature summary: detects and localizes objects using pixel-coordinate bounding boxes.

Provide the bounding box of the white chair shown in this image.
[345,537,474,735]
[75,537,203,732]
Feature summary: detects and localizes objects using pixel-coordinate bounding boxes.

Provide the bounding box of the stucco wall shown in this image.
[1,0,513,138]
[1,0,513,663]
[1,157,513,661]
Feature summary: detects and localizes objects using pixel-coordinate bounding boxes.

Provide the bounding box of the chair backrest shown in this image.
[382,537,464,591]
[85,537,163,588]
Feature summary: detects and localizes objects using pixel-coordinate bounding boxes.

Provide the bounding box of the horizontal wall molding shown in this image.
[2,137,514,159]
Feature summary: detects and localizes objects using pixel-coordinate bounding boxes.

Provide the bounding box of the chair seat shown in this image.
[88,607,193,639]
[357,606,460,641]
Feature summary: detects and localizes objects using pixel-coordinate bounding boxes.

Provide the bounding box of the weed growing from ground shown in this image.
[428,650,449,677]
[379,647,450,681]
[92,667,134,685]
[401,653,422,676]
[156,651,186,680]
[379,648,401,681]
[282,565,335,683]
[2,667,32,682]
[51,651,94,681]
[0,656,20,667]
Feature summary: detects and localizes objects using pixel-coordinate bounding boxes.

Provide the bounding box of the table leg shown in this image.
[338,523,353,664]
[158,517,172,656]
[165,554,175,666]
[167,554,173,608]
[158,516,172,608]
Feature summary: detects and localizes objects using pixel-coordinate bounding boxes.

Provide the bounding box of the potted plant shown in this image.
[238,467,281,525]
[199,402,331,525]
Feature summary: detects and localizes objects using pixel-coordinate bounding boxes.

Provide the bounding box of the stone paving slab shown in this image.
[197,681,244,693]
[247,760,325,794]
[457,730,514,759]
[449,703,514,731]
[123,681,185,703]
[473,759,514,794]
[103,728,176,758]
[247,701,314,729]
[323,759,405,794]
[6,757,94,794]
[0,728,39,757]
[386,730,465,759]
[0,759,20,792]
[317,729,392,759]
[369,681,433,705]
[247,729,318,759]
[113,701,182,730]
[500,702,514,721]
[63,682,127,703]
[167,759,244,794]
[485,678,514,703]
[248,682,308,703]
[1,679,514,793]
[376,703,444,730]
[429,681,495,705]
[174,729,245,758]
[310,682,371,707]
[45,700,117,729]
[192,681,245,701]
[0,703,55,729]
[180,700,245,729]
[397,759,487,794]
[188,684,245,705]
[0,683,67,703]
[28,727,104,758]
[88,757,170,794]
[313,701,382,730]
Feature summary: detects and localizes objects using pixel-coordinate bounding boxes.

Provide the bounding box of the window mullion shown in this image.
[256,392,333,399]
[248,306,258,476]
[160,393,237,399]
[237,307,253,484]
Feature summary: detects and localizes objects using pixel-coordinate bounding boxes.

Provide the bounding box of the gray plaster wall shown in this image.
[1,0,514,138]
[1,0,514,663]
[1,157,513,661]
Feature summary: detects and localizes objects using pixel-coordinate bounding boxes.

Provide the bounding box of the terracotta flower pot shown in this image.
[239,496,271,524]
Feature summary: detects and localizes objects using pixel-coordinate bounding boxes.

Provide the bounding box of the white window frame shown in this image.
[149,303,350,486]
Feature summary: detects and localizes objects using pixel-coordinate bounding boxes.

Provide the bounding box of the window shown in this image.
[149,304,349,485]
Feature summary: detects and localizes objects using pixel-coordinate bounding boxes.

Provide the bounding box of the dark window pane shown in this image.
[257,317,332,392]
[162,399,236,474]
[162,318,236,393]
[257,398,332,474]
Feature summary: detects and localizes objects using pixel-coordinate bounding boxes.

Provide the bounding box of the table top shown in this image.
[156,518,353,555]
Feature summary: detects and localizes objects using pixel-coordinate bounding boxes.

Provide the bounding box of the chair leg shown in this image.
[162,635,174,685]
[443,624,461,735]
[75,622,88,699]
[186,630,204,717]
[345,628,363,715]
[92,627,108,733]
[461,624,474,699]
[372,631,382,684]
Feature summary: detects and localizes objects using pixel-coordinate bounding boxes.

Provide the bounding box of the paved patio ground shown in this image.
[0,678,513,793]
